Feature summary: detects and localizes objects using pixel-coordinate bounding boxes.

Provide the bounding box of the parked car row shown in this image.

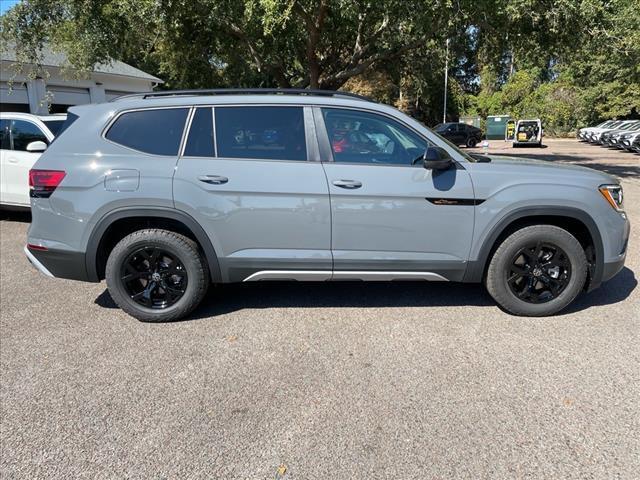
[435,118,544,148]
[577,119,640,152]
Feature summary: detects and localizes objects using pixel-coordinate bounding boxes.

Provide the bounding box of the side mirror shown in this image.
[26,141,47,153]
[423,146,453,171]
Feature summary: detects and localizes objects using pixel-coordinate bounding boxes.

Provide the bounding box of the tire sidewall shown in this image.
[106,232,206,320]
[487,227,587,316]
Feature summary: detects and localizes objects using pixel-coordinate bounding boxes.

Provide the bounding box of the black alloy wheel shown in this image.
[121,246,188,309]
[506,241,571,304]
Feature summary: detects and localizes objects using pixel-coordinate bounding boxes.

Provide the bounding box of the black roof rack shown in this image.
[111,88,372,102]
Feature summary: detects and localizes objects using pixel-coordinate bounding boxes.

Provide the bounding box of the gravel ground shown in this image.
[1,139,638,479]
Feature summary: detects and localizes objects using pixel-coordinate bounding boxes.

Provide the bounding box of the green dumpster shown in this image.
[486,115,511,140]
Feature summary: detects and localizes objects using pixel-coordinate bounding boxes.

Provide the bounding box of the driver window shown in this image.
[321,108,429,165]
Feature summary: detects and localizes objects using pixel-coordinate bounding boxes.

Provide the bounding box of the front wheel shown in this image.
[466,137,478,148]
[105,229,209,322]
[485,225,588,316]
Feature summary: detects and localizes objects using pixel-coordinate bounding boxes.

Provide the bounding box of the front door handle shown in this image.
[332,179,362,189]
[198,175,228,185]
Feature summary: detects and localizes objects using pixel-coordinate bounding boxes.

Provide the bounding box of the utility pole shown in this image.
[443,38,449,124]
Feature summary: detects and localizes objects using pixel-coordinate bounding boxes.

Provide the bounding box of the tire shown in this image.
[466,137,478,148]
[105,229,209,322]
[485,225,588,317]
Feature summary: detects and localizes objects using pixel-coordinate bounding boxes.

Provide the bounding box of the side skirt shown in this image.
[243,270,449,282]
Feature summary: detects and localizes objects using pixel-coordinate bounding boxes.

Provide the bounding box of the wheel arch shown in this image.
[465,206,604,290]
[86,207,222,283]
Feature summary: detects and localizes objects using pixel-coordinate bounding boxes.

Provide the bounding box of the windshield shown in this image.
[42,119,66,136]
[434,123,456,131]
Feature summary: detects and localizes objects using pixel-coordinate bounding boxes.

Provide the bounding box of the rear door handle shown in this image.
[332,179,362,189]
[198,175,228,185]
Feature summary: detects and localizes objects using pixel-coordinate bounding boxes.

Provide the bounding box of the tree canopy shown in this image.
[2,0,638,133]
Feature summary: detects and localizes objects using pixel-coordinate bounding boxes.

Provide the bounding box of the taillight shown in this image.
[29,169,66,198]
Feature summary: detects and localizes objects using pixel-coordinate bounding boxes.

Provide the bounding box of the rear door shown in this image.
[317,107,475,281]
[173,105,332,282]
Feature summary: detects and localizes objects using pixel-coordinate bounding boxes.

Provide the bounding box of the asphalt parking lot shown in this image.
[1,139,638,479]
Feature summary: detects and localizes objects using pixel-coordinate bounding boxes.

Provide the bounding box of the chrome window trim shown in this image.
[178,107,196,158]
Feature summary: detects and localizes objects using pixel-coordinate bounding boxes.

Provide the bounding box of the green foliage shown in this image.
[1,0,638,131]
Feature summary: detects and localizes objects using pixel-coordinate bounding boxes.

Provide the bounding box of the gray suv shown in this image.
[25,89,629,321]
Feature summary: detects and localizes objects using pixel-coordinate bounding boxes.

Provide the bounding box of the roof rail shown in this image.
[111,88,372,102]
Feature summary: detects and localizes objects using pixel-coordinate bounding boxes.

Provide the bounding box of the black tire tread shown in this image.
[485,225,587,317]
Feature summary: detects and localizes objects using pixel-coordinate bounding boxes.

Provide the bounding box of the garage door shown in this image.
[47,85,91,105]
[0,81,28,105]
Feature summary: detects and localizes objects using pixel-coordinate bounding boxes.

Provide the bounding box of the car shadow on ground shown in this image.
[0,210,31,222]
[95,267,636,321]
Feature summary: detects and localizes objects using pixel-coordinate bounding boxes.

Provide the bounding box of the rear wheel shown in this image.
[485,225,587,316]
[106,229,209,322]
[466,137,478,148]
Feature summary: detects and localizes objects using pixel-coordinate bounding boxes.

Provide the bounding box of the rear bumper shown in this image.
[24,246,54,278]
[24,245,91,282]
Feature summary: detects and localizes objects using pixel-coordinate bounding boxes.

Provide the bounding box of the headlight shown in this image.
[599,184,624,212]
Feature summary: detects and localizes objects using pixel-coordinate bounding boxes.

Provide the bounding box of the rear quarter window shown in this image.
[105,108,189,155]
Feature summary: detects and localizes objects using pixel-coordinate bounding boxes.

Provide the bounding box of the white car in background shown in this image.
[588,119,636,144]
[619,129,640,151]
[578,120,618,141]
[0,112,67,209]
[581,120,627,142]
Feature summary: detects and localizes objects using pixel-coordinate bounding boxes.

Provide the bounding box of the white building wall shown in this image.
[0,61,159,113]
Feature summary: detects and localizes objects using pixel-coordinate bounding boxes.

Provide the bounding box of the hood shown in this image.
[472,154,617,184]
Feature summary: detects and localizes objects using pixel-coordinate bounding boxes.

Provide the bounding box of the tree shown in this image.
[1,0,457,90]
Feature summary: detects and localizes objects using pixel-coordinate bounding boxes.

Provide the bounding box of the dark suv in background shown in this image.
[433,122,483,147]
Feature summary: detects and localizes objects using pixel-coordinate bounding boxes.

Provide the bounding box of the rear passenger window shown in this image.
[184,107,214,157]
[215,106,307,161]
[106,108,188,155]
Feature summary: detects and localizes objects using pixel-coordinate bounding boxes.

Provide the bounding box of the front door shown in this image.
[173,105,332,282]
[317,107,475,281]
[1,119,49,206]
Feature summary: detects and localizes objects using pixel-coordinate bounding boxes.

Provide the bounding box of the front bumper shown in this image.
[601,255,627,283]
